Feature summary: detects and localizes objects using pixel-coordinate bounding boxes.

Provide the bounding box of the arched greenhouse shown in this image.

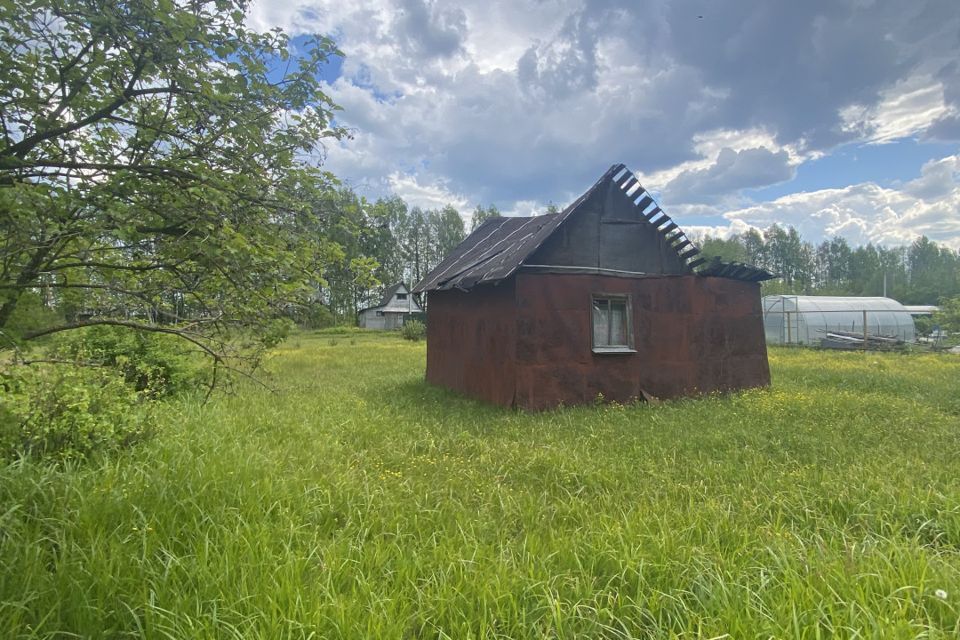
[762,295,916,345]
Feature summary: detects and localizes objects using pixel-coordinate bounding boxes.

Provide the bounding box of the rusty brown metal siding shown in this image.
[513,272,769,410]
[425,281,517,407]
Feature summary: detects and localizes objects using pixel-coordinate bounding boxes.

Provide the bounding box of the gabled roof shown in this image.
[378,282,407,307]
[412,213,565,293]
[358,282,417,314]
[413,164,773,293]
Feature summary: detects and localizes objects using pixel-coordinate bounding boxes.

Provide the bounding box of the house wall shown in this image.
[425,281,517,407]
[359,309,385,330]
[359,309,411,330]
[512,272,770,410]
[383,312,406,330]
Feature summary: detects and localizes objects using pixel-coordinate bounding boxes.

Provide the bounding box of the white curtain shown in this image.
[593,300,608,345]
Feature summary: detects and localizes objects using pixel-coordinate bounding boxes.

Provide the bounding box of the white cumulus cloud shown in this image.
[721,155,960,249]
[244,0,960,248]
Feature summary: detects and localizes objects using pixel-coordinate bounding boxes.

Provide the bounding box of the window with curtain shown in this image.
[592,295,634,352]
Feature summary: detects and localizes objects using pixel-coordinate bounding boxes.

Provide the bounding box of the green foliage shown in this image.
[2,337,960,636]
[0,0,345,374]
[0,364,154,461]
[51,326,204,397]
[406,207,433,287]
[262,318,296,349]
[935,295,960,337]
[470,203,502,231]
[434,205,467,259]
[289,303,336,329]
[909,237,959,304]
[698,235,749,263]
[316,192,466,321]
[0,292,62,344]
[400,319,426,341]
[764,224,814,290]
[914,315,935,337]
[699,227,959,303]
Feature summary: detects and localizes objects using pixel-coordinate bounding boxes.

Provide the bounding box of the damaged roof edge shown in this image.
[413,164,772,292]
[696,258,777,282]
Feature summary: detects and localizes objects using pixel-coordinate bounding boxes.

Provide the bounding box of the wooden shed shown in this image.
[412,164,774,410]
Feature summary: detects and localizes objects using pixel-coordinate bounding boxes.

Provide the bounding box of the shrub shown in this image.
[263,318,296,348]
[51,326,204,397]
[401,319,426,342]
[914,315,934,337]
[0,291,62,343]
[289,303,336,329]
[935,296,960,340]
[0,364,155,461]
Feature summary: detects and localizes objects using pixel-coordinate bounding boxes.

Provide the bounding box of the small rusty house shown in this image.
[412,164,774,410]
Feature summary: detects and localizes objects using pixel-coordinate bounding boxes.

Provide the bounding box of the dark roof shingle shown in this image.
[412,214,566,292]
[413,165,624,292]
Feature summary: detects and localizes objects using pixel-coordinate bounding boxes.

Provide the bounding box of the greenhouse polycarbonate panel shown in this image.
[761,295,916,345]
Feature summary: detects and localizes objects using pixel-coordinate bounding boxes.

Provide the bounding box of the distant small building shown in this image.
[762,295,917,345]
[358,283,422,330]
[413,164,775,410]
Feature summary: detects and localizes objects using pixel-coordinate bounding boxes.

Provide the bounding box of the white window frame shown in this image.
[591,294,636,354]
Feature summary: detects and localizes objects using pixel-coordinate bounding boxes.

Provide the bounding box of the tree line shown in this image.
[311,192,503,323]
[314,206,959,325]
[1,0,956,376]
[699,226,960,305]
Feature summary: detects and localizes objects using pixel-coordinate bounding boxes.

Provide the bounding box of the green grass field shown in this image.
[2,333,960,638]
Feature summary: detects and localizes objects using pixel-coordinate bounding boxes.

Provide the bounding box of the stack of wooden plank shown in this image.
[819,330,903,350]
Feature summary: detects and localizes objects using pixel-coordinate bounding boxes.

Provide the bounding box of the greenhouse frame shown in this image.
[762,295,916,345]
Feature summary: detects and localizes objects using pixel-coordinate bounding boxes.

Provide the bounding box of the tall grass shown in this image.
[1,334,959,638]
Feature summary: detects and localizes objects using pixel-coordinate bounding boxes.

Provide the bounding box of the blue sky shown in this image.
[251,1,960,249]
[747,140,959,201]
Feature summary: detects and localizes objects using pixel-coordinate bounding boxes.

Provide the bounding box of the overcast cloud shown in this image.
[249,0,960,248]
